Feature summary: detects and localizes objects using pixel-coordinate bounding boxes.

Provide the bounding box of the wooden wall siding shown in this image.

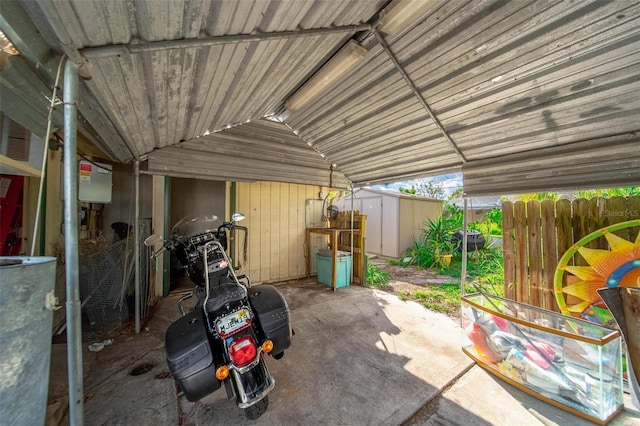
[502,196,640,311]
[236,181,323,284]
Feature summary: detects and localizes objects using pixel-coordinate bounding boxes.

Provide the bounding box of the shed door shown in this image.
[360,196,382,255]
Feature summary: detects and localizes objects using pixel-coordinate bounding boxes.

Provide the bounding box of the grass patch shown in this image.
[391,247,505,316]
[398,283,462,315]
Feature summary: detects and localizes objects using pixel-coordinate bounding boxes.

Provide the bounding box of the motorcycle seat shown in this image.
[204,282,247,313]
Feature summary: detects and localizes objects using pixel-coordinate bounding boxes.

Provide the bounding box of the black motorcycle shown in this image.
[145,213,292,419]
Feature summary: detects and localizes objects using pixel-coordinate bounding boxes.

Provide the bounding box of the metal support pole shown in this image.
[163,176,171,296]
[134,160,141,333]
[230,181,237,263]
[63,59,84,426]
[461,197,469,296]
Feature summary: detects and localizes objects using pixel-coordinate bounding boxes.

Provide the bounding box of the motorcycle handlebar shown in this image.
[217,222,248,234]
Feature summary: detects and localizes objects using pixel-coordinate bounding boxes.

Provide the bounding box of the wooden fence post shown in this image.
[514,201,528,304]
[607,196,631,239]
[588,197,607,250]
[572,198,590,266]
[541,199,558,311]
[527,200,542,308]
[502,201,515,300]
[555,199,573,267]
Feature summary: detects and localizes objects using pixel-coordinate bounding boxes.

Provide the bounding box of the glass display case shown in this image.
[462,293,624,425]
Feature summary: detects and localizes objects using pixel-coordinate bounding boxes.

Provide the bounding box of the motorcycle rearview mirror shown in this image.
[144,234,164,247]
[231,213,246,223]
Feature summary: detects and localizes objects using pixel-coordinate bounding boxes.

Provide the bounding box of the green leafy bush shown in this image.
[404,239,435,268]
[404,213,459,269]
[400,202,506,292]
[366,263,391,288]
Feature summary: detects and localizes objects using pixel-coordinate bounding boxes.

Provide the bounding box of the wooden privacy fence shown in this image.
[501,196,640,311]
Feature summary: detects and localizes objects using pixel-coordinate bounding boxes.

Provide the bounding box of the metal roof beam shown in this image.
[374,30,467,164]
[1,1,135,162]
[81,24,373,59]
[33,0,91,80]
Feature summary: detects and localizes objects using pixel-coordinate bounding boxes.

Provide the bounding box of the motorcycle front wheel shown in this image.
[243,395,269,420]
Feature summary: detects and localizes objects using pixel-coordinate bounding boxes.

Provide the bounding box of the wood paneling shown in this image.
[236,181,324,284]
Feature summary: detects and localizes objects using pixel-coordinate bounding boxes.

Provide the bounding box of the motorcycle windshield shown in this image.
[171,214,222,238]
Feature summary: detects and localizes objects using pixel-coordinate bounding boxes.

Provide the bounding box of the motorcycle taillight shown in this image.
[229,335,257,367]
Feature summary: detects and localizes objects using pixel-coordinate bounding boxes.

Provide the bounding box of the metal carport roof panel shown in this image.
[284,0,640,187]
[1,0,639,192]
[147,119,350,188]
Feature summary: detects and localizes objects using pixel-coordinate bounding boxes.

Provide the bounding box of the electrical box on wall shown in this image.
[78,160,112,203]
[305,199,324,227]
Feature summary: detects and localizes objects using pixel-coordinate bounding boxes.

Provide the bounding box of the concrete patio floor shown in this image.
[46,278,640,425]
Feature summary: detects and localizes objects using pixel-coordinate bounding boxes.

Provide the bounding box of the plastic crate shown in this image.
[316,253,351,288]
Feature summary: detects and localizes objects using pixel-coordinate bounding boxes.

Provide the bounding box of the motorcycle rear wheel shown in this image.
[243,395,269,420]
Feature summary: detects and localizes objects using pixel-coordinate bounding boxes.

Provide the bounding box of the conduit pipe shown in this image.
[63,59,84,426]
[30,56,65,256]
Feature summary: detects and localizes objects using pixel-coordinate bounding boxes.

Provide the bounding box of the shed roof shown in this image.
[1,0,639,193]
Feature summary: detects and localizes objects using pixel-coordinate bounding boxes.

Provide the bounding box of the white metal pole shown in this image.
[63,59,84,426]
[134,160,141,333]
[461,197,468,296]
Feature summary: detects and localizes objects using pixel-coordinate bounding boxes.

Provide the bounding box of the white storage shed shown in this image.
[333,188,443,259]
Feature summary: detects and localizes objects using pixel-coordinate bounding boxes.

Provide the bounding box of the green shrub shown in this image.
[399,202,505,296]
[366,263,391,288]
[404,239,435,268]
[405,214,460,269]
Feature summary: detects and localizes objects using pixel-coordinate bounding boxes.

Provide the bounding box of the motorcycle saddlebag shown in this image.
[248,285,292,355]
[165,309,221,401]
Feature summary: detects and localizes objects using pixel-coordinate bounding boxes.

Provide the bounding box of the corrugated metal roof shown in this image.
[58,0,383,158]
[2,0,639,192]
[147,119,350,188]
[463,134,640,196]
[285,0,640,187]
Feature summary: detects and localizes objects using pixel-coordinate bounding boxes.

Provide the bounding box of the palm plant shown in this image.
[421,215,458,268]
